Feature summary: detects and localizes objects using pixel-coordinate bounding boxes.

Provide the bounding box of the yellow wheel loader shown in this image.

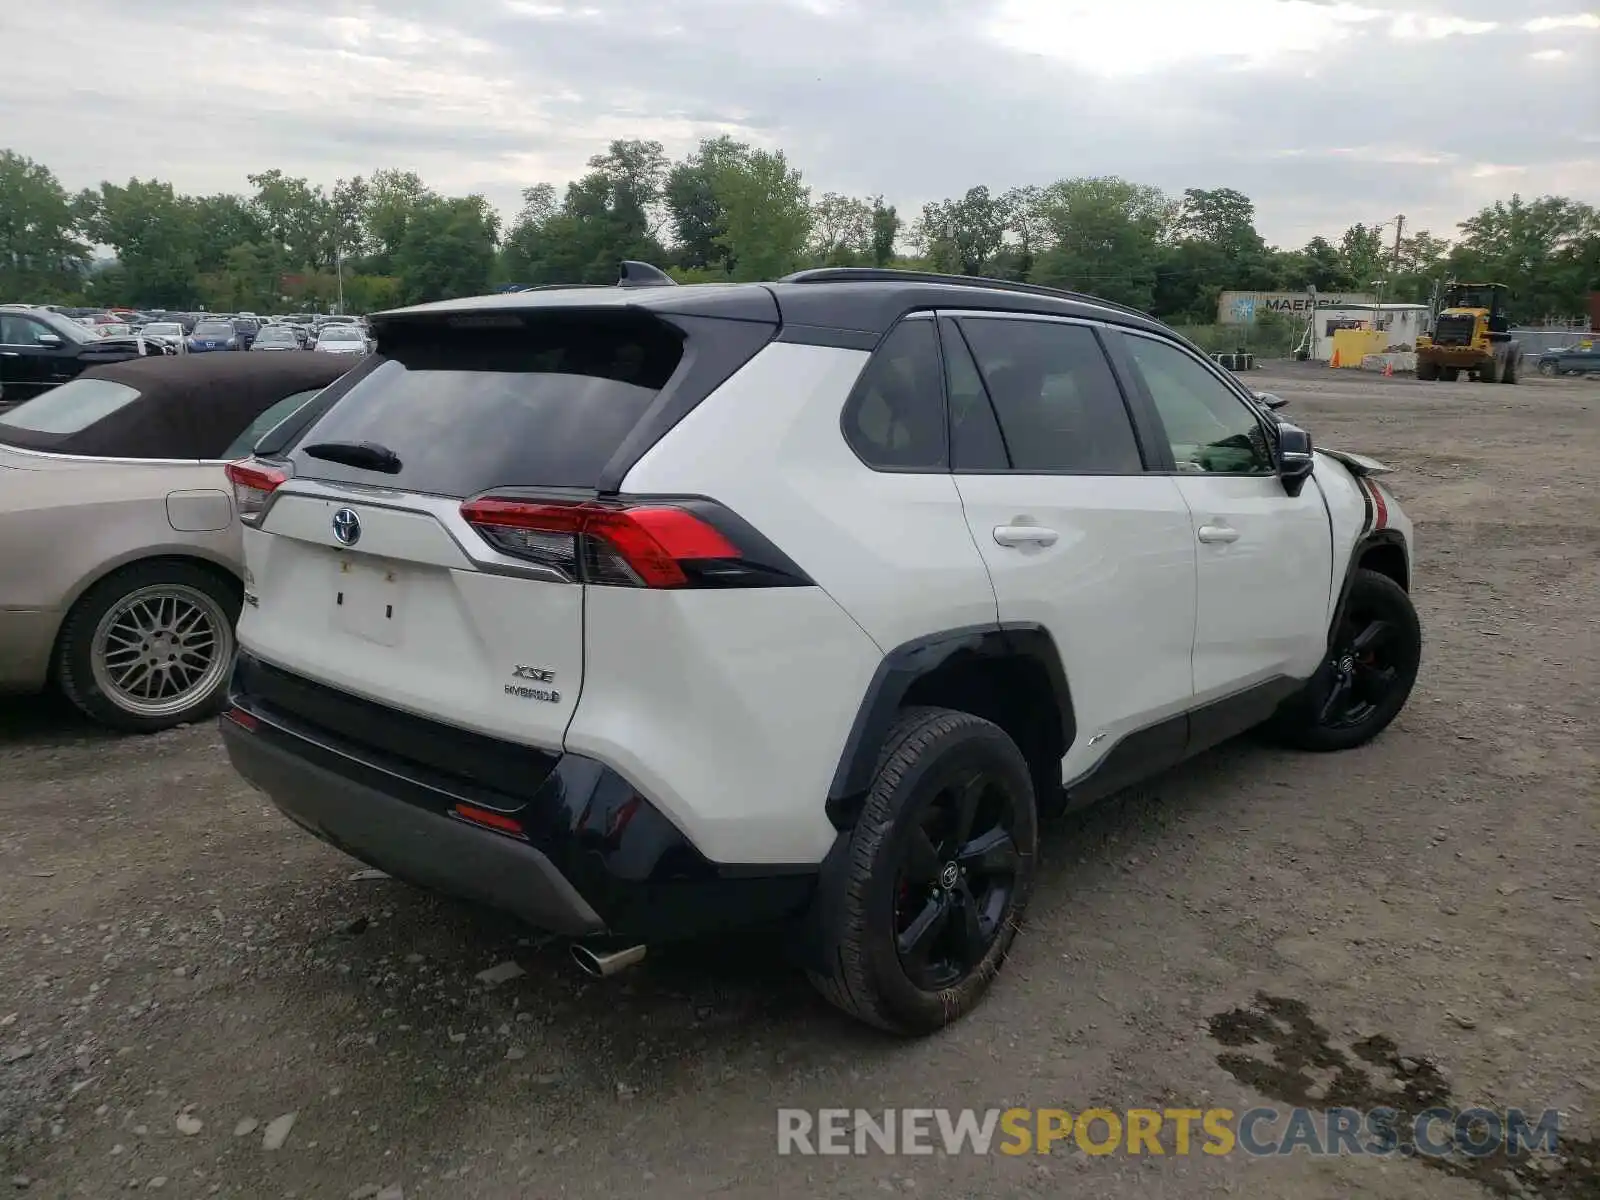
[1415,282,1523,383]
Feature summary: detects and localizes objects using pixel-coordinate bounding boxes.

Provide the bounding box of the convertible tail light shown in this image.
[460,498,741,588]
[226,459,288,525]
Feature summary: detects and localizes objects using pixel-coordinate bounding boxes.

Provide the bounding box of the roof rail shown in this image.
[778,267,1153,321]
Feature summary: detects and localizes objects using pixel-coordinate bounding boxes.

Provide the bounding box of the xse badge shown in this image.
[506,665,559,703]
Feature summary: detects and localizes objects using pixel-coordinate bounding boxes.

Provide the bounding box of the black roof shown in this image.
[368,267,1173,350]
[0,353,352,459]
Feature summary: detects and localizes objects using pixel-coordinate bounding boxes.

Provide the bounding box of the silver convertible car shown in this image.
[0,353,353,730]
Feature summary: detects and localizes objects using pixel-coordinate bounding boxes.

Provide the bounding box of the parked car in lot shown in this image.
[312,324,368,355]
[251,325,303,352]
[218,265,1422,1033]
[0,306,159,409]
[1536,344,1599,376]
[139,322,189,354]
[0,353,353,731]
[231,316,262,350]
[188,319,244,353]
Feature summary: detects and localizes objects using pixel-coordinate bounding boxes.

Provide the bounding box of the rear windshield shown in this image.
[0,378,142,435]
[288,315,684,496]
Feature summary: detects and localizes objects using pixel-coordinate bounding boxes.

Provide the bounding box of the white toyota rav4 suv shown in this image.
[219,265,1421,1034]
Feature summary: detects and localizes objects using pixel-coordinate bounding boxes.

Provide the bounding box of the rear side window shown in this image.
[841,318,946,470]
[223,388,325,460]
[288,316,684,496]
[0,378,141,435]
[957,318,1143,474]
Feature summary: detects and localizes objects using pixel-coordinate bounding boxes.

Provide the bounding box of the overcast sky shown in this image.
[3,0,1596,248]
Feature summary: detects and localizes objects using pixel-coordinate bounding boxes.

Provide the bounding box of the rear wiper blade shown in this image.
[302,440,402,474]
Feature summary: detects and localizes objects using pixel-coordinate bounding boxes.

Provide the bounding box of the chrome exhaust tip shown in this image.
[570,942,647,978]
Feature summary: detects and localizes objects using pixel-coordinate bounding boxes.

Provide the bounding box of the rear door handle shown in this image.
[0,351,19,358]
[1197,524,1240,544]
[993,525,1059,548]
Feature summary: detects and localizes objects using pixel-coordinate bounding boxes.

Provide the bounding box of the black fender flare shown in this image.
[1329,529,1409,643]
[824,621,1076,818]
[794,623,1074,976]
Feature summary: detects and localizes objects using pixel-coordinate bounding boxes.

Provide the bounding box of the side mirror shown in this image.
[1255,390,1290,410]
[1276,422,1315,497]
[35,333,64,348]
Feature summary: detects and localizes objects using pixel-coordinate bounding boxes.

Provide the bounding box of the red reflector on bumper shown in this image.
[222,706,259,731]
[452,803,526,838]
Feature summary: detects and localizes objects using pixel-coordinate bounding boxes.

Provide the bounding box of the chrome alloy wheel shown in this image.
[89,583,234,718]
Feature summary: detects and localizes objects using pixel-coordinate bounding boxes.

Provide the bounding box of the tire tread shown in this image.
[808,706,1034,1034]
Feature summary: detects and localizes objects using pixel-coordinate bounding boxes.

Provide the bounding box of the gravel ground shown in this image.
[1,364,1596,1199]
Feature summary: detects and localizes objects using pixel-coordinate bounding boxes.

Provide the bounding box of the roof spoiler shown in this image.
[618,261,677,288]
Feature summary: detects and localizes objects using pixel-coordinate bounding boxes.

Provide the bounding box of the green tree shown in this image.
[1278,236,1354,291]
[993,185,1046,280]
[74,178,201,308]
[1174,187,1262,255]
[0,151,88,302]
[247,170,335,270]
[810,192,873,265]
[393,195,499,303]
[331,176,371,259]
[664,135,750,273]
[1153,187,1277,319]
[915,186,1008,276]
[364,169,435,273]
[869,196,901,268]
[710,146,812,281]
[1338,223,1388,289]
[1030,177,1172,311]
[1448,194,1599,321]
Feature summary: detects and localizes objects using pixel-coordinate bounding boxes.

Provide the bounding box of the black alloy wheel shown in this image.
[893,769,1020,991]
[1270,568,1421,752]
[808,707,1038,1034]
[1315,608,1402,730]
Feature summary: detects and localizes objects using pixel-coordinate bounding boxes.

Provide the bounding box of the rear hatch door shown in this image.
[238,303,771,752]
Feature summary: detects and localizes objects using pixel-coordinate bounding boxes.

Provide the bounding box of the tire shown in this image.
[1478,355,1500,384]
[1440,367,1460,382]
[1415,360,1439,382]
[808,707,1038,1035]
[56,560,241,733]
[1500,353,1518,384]
[1269,569,1421,753]
[1539,361,1557,378]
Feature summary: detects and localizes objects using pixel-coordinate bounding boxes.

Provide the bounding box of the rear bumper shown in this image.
[221,713,606,935]
[220,654,818,941]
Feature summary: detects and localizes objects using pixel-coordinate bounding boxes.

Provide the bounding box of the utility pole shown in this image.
[335,247,346,316]
[1391,214,1405,276]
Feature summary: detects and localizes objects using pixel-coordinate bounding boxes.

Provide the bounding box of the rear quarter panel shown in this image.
[0,456,241,615]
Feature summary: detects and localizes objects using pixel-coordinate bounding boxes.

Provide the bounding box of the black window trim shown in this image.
[1112,326,1281,480]
[836,311,949,476]
[936,309,1161,478]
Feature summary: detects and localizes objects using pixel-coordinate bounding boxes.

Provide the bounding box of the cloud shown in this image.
[1524,13,1600,32]
[1,0,1596,249]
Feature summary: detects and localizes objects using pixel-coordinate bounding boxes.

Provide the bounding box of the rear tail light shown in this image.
[226,459,288,525]
[460,498,742,588]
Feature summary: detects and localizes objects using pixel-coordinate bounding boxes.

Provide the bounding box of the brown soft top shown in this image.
[0,353,354,458]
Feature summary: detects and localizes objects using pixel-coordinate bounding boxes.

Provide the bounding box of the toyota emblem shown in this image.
[331,507,362,546]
